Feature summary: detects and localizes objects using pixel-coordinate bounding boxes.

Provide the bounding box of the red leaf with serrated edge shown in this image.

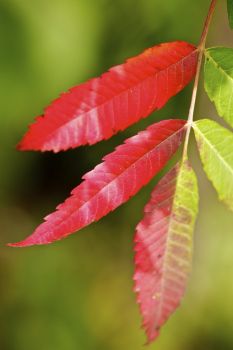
[9,119,186,247]
[134,161,199,343]
[18,42,197,152]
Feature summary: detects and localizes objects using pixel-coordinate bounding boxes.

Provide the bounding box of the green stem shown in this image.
[182,0,217,160]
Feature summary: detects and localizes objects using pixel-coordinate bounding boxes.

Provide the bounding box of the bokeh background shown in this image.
[1,0,233,349]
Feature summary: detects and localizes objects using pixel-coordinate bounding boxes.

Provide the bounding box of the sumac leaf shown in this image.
[18,41,197,152]
[193,119,233,211]
[204,47,233,128]
[134,160,199,343]
[9,120,186,247]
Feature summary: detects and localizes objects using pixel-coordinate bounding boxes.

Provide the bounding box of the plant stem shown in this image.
[182,0,217,160]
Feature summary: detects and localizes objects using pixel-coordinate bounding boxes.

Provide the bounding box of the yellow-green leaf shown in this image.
[204,47,233,128]
[193,119,233,211]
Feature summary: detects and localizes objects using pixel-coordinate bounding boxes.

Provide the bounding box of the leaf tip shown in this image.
[7,240,34,248]
[16,140,27,151]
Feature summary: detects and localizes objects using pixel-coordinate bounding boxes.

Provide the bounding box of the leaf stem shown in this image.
[182,0,217,160]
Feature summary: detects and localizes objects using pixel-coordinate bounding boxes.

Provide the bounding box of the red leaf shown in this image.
[9,120,186,247]
[18,42,197,152]
[134,161,199,343]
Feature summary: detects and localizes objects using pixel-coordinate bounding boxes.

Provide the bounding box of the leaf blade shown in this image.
[134,160,199,343]
[193,119,233,211]
[18,41,197,152]
[9,119,186,247]
[204,47,233,128]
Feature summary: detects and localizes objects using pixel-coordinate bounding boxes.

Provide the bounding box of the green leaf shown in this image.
[204,47,233,128]
[227,0,233,29]
[193,119,233,211]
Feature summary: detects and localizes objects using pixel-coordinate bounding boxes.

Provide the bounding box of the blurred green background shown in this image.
[1,0,233,349]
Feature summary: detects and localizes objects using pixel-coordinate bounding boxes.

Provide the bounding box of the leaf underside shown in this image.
[18,41,197,152]
[227,0,233,29]
[204,47,233,128]
[193,119,233,212]
[9,119,186,247]
[134,160,199,343]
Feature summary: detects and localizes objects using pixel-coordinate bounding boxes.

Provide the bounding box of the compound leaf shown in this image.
[9,119,186,247]
[204,47,233,128]
[193,119,233,211]
[18,42,197,152]
[134,159,199,343]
